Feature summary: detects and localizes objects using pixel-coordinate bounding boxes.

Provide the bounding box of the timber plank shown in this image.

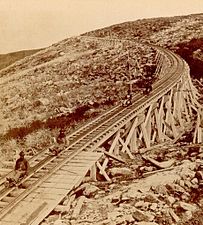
[34,187,68,195]
[0,152,103,225]
[1,200,43,223]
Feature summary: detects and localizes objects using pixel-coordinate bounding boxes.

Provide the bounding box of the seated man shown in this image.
[6,151,30,186]
[122,90,132,106]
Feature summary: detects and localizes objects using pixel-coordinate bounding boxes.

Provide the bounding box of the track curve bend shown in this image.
[0,39,192,223]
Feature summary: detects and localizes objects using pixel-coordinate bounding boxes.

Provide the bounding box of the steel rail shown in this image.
[0,39,187,221]
[0,38,163,188]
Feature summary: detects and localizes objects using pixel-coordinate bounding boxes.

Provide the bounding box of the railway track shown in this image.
[0,38,187,222]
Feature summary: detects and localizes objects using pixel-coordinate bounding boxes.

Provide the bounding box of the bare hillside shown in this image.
[0,13,202,160]
[0,49,41,71]
[0,13,203,225]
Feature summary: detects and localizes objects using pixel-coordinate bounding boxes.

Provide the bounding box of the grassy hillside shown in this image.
[83,13,203,80]
[1,13,203,225]
[0,49,41,71]
[0,13,202,161]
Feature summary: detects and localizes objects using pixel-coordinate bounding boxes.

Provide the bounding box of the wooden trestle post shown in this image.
[90,69,202,182]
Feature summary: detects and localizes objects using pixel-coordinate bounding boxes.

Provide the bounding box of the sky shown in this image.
[0,0,202,53]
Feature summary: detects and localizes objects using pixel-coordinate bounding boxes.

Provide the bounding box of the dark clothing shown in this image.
[57,130,66,144]
[6,156,29,184]
[15,158,29,173]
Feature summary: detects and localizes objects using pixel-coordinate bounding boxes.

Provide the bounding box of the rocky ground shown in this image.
[41,142,203,225]
[0,36,157,162]
[0,13,203,225]
[39,13,203,225]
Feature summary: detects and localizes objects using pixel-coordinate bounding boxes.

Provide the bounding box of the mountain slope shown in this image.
[0,49,41,71]
[0,13,202,167]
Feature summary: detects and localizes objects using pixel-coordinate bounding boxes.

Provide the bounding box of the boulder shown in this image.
[110,167,132,176]
[166,196,176,205]
[134,200,145,208]
[143,194,160,203]
[132,208,154,222]
[107,211,121,221]
[83,184,100,197]
[122,188,142,200]
[122,214,135,223]
[39,98,50,106]
[179,201,197,212]
[153,184,168,195]
[191,177,198,184]
[150,203,158,211]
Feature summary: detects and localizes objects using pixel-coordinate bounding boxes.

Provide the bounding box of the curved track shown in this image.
[0,38,188,220]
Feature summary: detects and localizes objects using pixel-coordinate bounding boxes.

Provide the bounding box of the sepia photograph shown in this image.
[0,0,203,224]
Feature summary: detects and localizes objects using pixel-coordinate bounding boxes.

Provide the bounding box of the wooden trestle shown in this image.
[101,72,202,166]
[1,152,103,225]
[0,38,202,225]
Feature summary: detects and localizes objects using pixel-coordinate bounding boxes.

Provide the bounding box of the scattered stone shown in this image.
[168,208,180,223]
[153,184,168,195]
[46,214,59,223]
[180,192,190,202]
[140,202,150,211]
[135,200,145,208]
[83,184,100,197]
[122,214,135,223]
[191,177,198,184]
[184,210,193,220]
[179,201,197,212]
[110,167,132,176]
[107,211,121,221]
[184,180,193,188]
[39,98,50,106]
[71,196,87,219]
[166,196,176,205]
[150,203,158,211]
[144,166,155,172]
[144,194,160,203]
[132,208,153,222]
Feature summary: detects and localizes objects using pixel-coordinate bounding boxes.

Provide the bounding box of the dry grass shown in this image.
[1,13,202,161]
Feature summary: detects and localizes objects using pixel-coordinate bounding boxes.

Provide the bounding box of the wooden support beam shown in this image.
[155,108,163,142]
[101,149,125,163]
[141,123,150,148]
[193,112,201,144]
[151,129,157,144]
[121,117,138,152]
[173,91,178,117]
[164,89,173,134]
[72,196,86,219]
[138,127,143,140]
[197,127,202,143]
[96,161,111,182]
[158,96,165,120]
[144,105,153,145]
[186,93,192,116]
[144,105,153,127]
[90,163,97,181]
[130,128,138,153]
[168,110,178,138]
[114,142,119,156]
[143,167,174,178]
[182,95,190,122]
[101,131,120,172]
[119,137,134,159]
[162,119,173,134]
[145,114,152,145]
[142,155,175,169]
